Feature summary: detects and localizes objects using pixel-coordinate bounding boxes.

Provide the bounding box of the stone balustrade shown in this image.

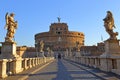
[0,57,54,78]
[67,56,120,75]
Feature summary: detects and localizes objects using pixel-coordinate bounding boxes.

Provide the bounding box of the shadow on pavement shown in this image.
[66,59,120,79]
[52,59,73,80]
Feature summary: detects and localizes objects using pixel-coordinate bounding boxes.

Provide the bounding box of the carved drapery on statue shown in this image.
[76,41,80,51]
[103,11,118,40]
[4,12,18,42]
[39,40,44,52]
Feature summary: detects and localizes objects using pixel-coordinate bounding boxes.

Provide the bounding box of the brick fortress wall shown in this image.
[35,22,84,51]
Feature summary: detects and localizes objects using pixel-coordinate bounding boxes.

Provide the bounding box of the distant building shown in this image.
[80,42,105,56]
[35,20,84,52]
[17,46,36,58]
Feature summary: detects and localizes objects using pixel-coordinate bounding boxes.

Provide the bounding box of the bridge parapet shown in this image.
[0,57,54,79]
[66,56,120,75]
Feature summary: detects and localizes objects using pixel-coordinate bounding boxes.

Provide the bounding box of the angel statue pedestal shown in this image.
[100,39,120,57]
[100,39,120,72]
[0,42,19,59]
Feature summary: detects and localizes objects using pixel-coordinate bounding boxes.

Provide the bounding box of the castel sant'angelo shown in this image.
[35,18,84,51]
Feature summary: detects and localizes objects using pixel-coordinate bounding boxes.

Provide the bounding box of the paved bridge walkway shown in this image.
[2,59,120,80]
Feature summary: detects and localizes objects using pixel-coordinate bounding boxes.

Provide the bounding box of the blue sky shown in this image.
[0,0,120,46]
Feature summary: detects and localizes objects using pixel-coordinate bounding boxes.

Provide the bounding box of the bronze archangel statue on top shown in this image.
[103,11,118,40]
[4,12,18,42]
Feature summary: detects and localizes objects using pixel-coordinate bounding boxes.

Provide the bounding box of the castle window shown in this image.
[56,31,61,35]
[58,32,61,34]
[78,33,80,35]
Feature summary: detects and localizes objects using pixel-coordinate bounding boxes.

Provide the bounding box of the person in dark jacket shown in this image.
[58,53,61,59]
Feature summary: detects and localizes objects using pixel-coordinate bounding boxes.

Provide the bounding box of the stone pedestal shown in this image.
[100,39,120,71]
[40,52,45,57]
[0,42,19,59]
[100,39,120,57]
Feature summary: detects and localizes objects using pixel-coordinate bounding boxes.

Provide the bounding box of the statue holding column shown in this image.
[103,11,118,40]
[4,12,18,42]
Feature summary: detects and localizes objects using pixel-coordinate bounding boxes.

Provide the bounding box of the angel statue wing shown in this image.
[4,12,9,29]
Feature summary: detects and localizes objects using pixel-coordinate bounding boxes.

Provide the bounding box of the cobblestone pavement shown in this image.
[2,59,120,80]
